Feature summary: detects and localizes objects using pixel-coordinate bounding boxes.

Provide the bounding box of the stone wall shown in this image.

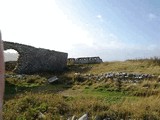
[68,57,103,64]
[73,72,156,83]
[3,41,68,74]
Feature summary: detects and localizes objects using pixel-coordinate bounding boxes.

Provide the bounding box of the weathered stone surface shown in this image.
[48,76,59,83]
[74,72,156,83]
[78,114,88,120]
[3,41,68,74]
[68,57,103,64]
[38,112,46,119]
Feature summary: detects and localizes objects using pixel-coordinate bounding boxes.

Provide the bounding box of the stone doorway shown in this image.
[4,49,19,71]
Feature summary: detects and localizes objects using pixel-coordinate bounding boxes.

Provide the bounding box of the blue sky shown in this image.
[0,0,160,61]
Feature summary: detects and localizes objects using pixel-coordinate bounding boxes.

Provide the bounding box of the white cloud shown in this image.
[96,14,103,22]
[96,15,102,19]
[68,29,160,61]
[0,0,94,52]
[1,1,159,61]
[148,13,157,20]
[92,31,126,50]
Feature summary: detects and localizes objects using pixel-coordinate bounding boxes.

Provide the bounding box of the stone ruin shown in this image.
[74,72,157,83]
[3,41,68,74]
[68,57,103,64]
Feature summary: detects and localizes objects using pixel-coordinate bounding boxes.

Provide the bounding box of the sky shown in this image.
[0,0,160,61]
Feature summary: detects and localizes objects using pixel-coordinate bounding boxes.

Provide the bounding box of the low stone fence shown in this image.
[73,72,157,83]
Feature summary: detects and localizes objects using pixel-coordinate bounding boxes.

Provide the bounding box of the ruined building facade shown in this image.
[68,57,103,64]
[3,41,68,74]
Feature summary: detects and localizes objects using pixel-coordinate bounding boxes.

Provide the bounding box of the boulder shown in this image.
[48,76,59,84]
[78,114,88,120]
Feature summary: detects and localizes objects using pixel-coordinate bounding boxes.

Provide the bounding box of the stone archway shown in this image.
[4,49,19,62]
[3,41,68,74]
[4,49,19,71]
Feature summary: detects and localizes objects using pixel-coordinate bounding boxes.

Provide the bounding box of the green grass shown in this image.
[3,58,160,119]
[83,87,131,103]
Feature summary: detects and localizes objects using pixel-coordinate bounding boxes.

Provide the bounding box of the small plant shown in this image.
[115,79,122,91]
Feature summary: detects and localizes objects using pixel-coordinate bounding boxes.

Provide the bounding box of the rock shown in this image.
[157,75,160,82]
[94,115,101,120]
[38,112,46,119]
[16,75,23,79]
[72,71,155,83]
[48,76,59,83]
[78,114,88,120]
[71,115,77,120]
[74,72,81,76]
[103,117,111,120]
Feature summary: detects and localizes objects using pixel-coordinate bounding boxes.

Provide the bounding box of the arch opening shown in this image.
[4,49,19,72]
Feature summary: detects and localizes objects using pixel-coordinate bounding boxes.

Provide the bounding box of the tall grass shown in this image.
[3,92,160,119]
[127,56,160,66]
[110,95,160,119]
[3,93,109,119]
[3,58,160,119]
[85,57,160,75]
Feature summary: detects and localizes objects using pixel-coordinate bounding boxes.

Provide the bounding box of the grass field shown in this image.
[3,58,160,119]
